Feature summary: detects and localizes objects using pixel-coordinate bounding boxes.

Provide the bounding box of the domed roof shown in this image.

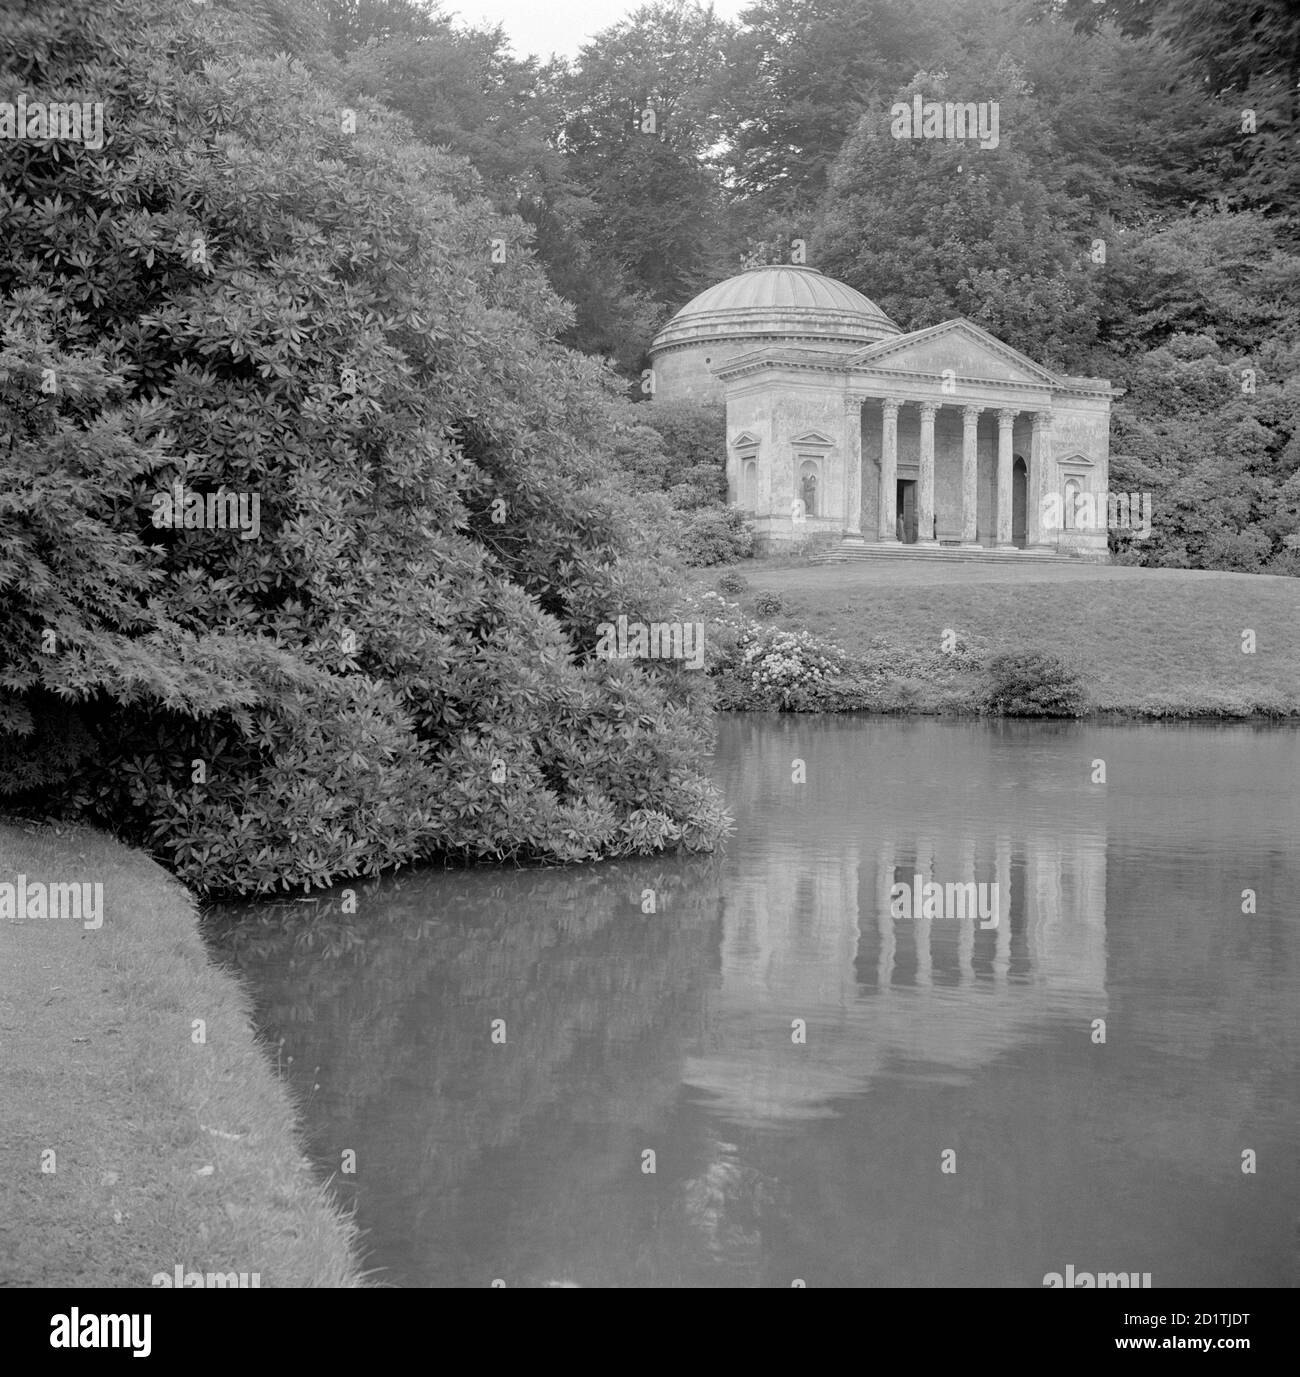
[650,264,900,356]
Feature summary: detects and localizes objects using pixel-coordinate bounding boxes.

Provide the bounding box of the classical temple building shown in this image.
[649,264,1118,559]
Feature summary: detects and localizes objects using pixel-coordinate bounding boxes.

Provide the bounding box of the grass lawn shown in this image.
[0,819,364,1287]
[722,559,1300,715]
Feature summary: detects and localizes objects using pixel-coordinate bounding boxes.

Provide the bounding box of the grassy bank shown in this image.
[718,560,1300,717]
[0,819,364,1287]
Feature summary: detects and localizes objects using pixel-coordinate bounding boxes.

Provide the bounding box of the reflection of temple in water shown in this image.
[684,829,1108,1123]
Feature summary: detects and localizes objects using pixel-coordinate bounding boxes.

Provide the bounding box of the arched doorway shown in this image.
[1012,457,1027,548]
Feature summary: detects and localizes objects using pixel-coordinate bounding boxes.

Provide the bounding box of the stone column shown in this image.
[960,405,982,547]
[918,401,938,545]
[877,397,902,542]
[843,395,863,538]
[995,408,1017,548]
[1029,409,1053,547]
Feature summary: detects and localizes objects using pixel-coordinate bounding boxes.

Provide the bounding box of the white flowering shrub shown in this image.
[738,627,848,705]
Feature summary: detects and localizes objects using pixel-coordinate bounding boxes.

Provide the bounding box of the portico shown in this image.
[716,315,1115,560]
[648,264,1116,561]
[842,393,1053,552]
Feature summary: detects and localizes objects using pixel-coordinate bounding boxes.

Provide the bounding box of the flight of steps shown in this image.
[813,541,1082,566]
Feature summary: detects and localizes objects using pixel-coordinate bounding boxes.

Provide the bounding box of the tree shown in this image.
[1051,0,1300,233]
[339,25,660,374]
[326,0,446,55]
[0,0,729,895]
[815,64,1102,369]
[557,2,736,307]
[719,0,933,219]
[1099,214,1300,571]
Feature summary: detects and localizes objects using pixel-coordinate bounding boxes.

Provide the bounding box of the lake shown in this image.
[207,716,1300,1288]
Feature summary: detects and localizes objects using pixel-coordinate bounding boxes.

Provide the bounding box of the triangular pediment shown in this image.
[1057,450,1097,468]
[847,319,1058,387]
[790,429,836,448]
[730,430,762,448]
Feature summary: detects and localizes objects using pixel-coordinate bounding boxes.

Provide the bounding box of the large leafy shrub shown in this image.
[678,507,753,566]
[980,650,1090,717]
[0,0,728,895]
[635,401,726,494]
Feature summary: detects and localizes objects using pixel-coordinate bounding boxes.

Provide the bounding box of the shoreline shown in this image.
[0,821,366,1288]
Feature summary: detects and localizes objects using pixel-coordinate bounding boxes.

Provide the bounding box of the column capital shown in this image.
[996,407,1019,426]
[881,395,905,414]
[1032,408,1054,429]
[961,404,984,422]
[844,394,865,413]
[918,401,940,420]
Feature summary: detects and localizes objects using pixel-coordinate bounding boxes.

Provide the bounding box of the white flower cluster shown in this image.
[739,628,846,694]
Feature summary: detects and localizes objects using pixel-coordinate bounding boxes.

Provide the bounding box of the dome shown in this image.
[650,264,901,358]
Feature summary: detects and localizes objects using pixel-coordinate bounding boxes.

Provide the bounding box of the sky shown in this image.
[440,0,751,61]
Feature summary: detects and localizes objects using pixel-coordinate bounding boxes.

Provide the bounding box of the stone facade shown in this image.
[650,266,1118,560]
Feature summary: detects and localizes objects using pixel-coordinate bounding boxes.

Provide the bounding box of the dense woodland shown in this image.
[1,0,1296,894]
[322,0,1300,574]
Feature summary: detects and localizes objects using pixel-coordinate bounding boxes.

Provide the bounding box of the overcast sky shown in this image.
[441,0,751,60]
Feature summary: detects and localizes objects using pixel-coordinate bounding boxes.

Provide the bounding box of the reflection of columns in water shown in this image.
[1032,837,1064,971]
[958,837,977,988]
[915,835,934,988]
[1026,839,1052,973]
[876,841,895,988]
[994,835,1012,984]
[1078,837,1107,923]
[716,844,872,1005]
[838,851,861,1007]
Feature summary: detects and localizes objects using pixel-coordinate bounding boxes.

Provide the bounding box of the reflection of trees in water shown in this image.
[205,857,777,1286]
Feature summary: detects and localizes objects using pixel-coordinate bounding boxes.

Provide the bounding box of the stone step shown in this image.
[813,543,1082,566]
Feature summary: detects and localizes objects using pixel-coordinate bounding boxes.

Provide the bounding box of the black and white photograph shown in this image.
[1,0,1296,1330]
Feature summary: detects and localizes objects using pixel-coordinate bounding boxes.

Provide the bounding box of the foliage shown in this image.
[0,0,727,895]
[334,17,661,373]
[752,591,785,617]
[1100,214,1300,572]
[979,650,1090,717]
[816,64,1102,370]
[1052,0,1300,236]
[635,400,725,489]
[555,1,736,308]
[677,507,754,567]
[718,0,932,220]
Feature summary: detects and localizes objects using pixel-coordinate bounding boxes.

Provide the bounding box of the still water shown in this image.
[208,717,1300,1288]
